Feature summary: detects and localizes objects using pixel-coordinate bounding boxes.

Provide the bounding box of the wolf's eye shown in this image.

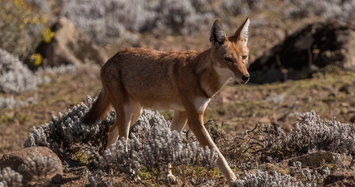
[224,57,232,62]
[242,55,248,60]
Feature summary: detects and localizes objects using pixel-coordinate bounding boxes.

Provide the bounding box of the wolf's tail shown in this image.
[81,88,111,125]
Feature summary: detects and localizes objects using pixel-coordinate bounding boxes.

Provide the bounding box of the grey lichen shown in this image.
[289,161,331,184]
[0,167,23,187]
[201,179,216,187]
[0,95,37,110]
[88,110,218,186]
[284,0,355,21]
[235,166,330,187]
[0,48,77,109]
[60,0,264,44]
[0,48,44,94]
[24,96,112,160]
[262,111,355,160]
[236,170,297,187]
[23,154,60,185]
[25,98,349,186]
[24,96,218,179]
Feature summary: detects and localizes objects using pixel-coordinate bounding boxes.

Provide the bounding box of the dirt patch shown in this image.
[322,169,355,187]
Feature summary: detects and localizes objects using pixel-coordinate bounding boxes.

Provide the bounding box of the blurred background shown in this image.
[1,0,355,157]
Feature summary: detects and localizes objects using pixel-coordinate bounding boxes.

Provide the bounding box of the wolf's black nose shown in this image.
[241,74,250,81]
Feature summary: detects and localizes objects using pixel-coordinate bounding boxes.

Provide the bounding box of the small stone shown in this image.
[0,147,63,185]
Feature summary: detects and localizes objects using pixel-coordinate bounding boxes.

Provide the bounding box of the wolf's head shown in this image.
[209,18,250,84]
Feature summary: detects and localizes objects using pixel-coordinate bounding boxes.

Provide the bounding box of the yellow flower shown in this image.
[43,28,55,43]
[14,0,20,7]
[23,17,28,24]
[32,16,39,24]
[20,24,24,29]
[41,16,47,24]
[30,53,42,66]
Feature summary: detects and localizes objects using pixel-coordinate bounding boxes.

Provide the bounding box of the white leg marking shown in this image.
[107,125,119,148]
[107,104,133,148]
[195,97,211,112]
[202,126,237,184]
[122,104,133,138]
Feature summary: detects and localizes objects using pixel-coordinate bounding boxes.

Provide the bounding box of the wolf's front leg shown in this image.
[183,101,237,186]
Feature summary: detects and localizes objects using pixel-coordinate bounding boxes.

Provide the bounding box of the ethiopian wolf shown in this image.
[82,18,251,186]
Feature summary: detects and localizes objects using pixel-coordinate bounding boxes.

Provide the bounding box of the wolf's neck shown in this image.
[213,65,232,88]
[193,49,231,98]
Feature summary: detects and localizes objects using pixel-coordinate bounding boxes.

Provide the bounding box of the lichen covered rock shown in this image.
[0,147,62,185]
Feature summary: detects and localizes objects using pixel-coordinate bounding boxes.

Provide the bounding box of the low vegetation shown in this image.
[5,98,349,186]
[1,0,355,186]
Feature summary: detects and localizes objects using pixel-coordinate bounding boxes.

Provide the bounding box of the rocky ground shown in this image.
[1,0,355,186]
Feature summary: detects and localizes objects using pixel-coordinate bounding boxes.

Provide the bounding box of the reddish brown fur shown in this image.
[81,18,251,186]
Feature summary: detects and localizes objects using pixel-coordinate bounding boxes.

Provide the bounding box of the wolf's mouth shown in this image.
[228,71,242,84]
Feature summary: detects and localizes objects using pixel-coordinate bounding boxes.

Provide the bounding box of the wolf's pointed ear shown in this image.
[235,17,250,45]
[210,20,226,48]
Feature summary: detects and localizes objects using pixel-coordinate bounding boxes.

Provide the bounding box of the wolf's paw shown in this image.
[228,179,239,187]
[167,173,178,184]
[134,175,141,183]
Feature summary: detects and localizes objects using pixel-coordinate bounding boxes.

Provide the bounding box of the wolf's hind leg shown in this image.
[130,100,143,126]
[106,103,133,148]
[102,70,133,148]
[163,111,188,184]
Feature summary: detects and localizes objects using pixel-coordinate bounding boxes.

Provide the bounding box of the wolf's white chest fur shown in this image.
[195,97,211,112]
